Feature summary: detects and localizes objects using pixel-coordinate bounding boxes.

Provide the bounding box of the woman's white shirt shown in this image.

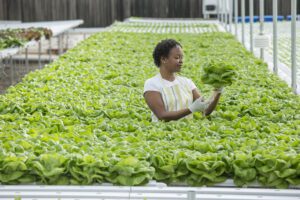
[144,74,197,122]
[144,74,196,94]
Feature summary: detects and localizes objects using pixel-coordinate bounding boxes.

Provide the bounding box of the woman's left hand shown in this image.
[213,87,224,94]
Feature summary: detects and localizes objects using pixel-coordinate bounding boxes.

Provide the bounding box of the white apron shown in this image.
[152,74,194,122]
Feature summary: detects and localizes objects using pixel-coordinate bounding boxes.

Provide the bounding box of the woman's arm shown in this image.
[144,89,221,121]
[192,88,201,101]
[203,91,221,116]
[144,91,192,122]
[192,89,221,116]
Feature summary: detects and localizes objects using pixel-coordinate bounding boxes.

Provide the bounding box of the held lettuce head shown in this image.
[200,60,237,88]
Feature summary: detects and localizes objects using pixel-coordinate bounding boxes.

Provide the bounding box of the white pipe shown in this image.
[259,0,264,60]
[273,0,278,74]
[221,0,224,26]
[250,0,254,53]
[291,0,297,93]
[234,0,238,37]
[217,0,220,21]
[229,0,233,33]
[241,0,245,45]
[224,0,227,31]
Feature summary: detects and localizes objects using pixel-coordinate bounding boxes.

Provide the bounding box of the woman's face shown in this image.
[161,45,183,73]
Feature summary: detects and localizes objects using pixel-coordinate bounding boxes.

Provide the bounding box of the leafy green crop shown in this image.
[201,60,237,88]
[107,157,154,186]
[0,28,52,50]
[0,30,299,188]
[108,21,219,33]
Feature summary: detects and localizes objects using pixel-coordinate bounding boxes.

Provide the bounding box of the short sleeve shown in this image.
[143,78,161,94]
[186,78,197,91]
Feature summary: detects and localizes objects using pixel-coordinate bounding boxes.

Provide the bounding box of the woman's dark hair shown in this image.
[152,39,182,67]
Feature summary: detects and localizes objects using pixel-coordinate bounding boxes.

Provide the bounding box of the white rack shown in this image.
[0,20,84,37]
[0,20,84,59]
[0,185,299,200]
[0,20,84,91]
[0,41,37,59]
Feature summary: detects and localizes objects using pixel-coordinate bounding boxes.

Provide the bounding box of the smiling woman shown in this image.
[143,39,223,122]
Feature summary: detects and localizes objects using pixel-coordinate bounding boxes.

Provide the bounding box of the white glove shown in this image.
[188,97,209,113]
[214,87,224,94]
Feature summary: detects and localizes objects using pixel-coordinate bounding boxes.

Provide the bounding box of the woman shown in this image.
[143,39,223,122]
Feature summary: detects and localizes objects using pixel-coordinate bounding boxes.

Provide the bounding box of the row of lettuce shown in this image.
[0,31,299,188]
[0,27,52,50]
[108,21,219,33]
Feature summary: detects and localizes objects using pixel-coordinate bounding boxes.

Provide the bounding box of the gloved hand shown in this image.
[214,87,224,94]
[188,97,209,113]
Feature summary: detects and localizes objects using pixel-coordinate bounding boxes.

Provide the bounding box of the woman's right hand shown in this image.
[188,97,209,113]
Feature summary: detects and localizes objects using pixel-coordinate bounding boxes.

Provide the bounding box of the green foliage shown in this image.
[0,31,299,188]
[0,28,52,49]
[201,60,237,88]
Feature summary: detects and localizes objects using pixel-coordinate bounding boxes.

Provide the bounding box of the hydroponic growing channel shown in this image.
[0,27,300,189]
